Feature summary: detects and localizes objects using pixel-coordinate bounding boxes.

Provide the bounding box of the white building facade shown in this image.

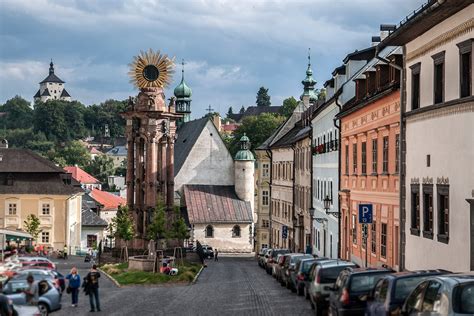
[34,61,71,102]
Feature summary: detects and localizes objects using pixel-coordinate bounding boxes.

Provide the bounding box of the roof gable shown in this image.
[39,73,65,84]
[0,149,64,173]
[174,117,209,176]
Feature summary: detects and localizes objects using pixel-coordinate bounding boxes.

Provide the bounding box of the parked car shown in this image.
[288,256,317,293]
[280,253,312,289]
[257,248,268,267]
[10,268,63,293]
[262,249,273,269]
[201,245,214,259]
[328,267,394,316]
[4,279,61,314]
[266,249,290,275]
[17,257,56,270]
[271,254,285,278]
[366,270,450,316]
[273,254,287,282]
[401,273,474,316]
[308,260,357,314]
[12,304,42,316]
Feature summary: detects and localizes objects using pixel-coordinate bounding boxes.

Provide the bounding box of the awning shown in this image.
[0,229,33,241]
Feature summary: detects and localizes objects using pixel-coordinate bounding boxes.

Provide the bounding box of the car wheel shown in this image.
[38,302,49,316]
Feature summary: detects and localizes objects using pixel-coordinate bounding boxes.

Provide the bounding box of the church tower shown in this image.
[34,60,71,102]
[122,50,183,247]
[234,134,255,214]
[173,60,192,125]
[300,49,317,107]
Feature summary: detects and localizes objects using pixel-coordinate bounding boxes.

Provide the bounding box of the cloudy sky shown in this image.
[0,0,425,118]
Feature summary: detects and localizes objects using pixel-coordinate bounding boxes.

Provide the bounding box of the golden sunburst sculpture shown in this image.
[129,49,175,89]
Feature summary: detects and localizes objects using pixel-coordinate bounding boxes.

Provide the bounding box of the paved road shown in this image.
[53,256,312,316]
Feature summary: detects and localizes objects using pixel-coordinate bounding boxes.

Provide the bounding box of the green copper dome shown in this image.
[300,49,318,102]
[174,77,192,99]
[235,133,255,161]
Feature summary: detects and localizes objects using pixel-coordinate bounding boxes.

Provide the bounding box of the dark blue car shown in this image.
[366,270,450,316]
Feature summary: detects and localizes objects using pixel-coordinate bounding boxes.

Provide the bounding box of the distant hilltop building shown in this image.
[34,60,71,102]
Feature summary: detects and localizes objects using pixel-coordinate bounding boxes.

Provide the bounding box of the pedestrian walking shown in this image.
[214,248,218,262]
[63,245,68,259]
[0,282,12,316]
[23,274,39,306]
[84,264,101,312]
[65,267,81,307]
[196,241,205,266]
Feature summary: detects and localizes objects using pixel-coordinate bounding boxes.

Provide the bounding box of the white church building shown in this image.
[34,60,71,102]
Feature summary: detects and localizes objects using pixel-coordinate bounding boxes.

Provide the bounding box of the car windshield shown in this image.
[453,282,474,314]
[394,276,432,301]
[320,266,351,284]
[350,273,390,293]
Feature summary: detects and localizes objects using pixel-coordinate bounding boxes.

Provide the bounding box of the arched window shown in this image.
[205,225,214,238]
[232,225,241,238]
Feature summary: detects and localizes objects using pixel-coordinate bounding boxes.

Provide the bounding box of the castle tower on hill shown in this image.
[34,60,71,102]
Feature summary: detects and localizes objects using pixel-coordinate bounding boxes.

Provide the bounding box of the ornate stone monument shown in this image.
[123,49,183,248]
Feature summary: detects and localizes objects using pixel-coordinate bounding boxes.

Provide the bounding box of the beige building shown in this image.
[0,148,83,253]
[254,149,271,253]
[382,1,473,271]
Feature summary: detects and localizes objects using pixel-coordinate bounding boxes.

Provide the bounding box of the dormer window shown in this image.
[366,71,376,95]
[376,64,390,89]
[355,79,366,100]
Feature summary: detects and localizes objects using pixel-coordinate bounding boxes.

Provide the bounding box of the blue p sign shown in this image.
[358,204,373,224]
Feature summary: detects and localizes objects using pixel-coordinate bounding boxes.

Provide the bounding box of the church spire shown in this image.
[300,48,317,103]
[174,58,192,125]
[49,59,54,75]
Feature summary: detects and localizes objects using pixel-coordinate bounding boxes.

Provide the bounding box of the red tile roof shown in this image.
[64,166,100,184]
[222,123,238,132]
[90,188,126,210]
[89,147,102,155]
[183,185,253,224]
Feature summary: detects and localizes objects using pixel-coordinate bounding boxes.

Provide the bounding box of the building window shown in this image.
[372,139,378,174]
[371,221,377,253]
[345,144,349,175]
[432,51,445,104]
[361,141,367,175]
[352,214,357,245]
[8,203,17,215]
[330,181,333,205]
[437,185,449,243]
[41,232,50,243]
[42,203,50,215]
[317,180,320,200]
[87,235,97,248]
[458,39,472,98]
[232,225,241,238]
[352,143,357,174]
[205,225,214,238]
[381,223,387,258]
[262,220,269,228]
[410,184,421,235]
[382,136,389,174]
[423,184,434,239]
[410,63,421,110]
[395,134,400,174]
[262,163,269,178]
[262,190,269,206]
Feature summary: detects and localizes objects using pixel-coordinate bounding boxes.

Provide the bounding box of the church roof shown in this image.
[41,89,50,97]
[39,73,65,84]
[34,90,41,98]
[183,185,253,224]
[60,89,70,97]
[174,117,209,176]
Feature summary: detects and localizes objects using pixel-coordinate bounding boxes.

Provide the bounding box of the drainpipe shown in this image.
[334,96,342,260]
[291,144,297,252]
[266,149,273,248]
[375,44,405,271]
[310,120,314,254]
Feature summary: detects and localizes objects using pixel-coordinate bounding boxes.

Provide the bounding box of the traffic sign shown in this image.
[282,226,288,239]
[358,204,373,224]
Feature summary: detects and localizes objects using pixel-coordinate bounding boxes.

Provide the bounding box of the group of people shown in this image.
[65,264,102,312]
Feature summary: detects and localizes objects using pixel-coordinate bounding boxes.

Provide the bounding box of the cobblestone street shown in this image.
[55,256,312,316]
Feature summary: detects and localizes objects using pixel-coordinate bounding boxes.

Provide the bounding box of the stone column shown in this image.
[145,136,157,208]
[126,137,135,208]
[160,137,168,202]
[166,137,175,209]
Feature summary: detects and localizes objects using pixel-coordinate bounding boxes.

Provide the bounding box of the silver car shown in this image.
[402,274,474,316]
[3,278,61,314]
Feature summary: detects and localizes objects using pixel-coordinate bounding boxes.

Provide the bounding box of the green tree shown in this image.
[228,112,285,156]
[53,141,90,168]
[170,206,189,243]
[113,205,135,261]
[0,96,33,130]
[256,87,271,107]
[317,88,327,100]
[85,154,115,183]
[33,100,80,142]
[114,159,127,177]
[280,96,298,118]
[84,99,127,138]
[23,214,42,242]
[226,106,234,118]
[147,199,167,240]
[239,106,245,114]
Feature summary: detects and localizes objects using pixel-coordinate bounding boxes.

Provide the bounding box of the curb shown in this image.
[191,265,204,285]
[97,267,122,288]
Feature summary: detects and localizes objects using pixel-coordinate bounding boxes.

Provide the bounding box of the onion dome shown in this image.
[235,133,255,161]
[174,61,192,100]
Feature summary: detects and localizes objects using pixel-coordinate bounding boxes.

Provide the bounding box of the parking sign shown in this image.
[358,204,373,224]
[282,226,288,239]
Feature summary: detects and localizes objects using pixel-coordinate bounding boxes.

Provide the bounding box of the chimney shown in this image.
[0,139,8,149]
[371,36,381,47]
[212,114,221,132]
[380,24,397,41]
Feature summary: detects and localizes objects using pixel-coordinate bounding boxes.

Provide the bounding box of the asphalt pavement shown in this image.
[53,255,312,316]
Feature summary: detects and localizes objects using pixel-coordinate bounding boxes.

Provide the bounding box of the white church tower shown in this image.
[234,134,255,217]
[34,60,71,102]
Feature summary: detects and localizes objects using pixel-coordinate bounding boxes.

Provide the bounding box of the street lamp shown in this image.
[324,195,340,218]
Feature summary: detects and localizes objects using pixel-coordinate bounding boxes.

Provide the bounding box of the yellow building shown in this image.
[0,148,83,253]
